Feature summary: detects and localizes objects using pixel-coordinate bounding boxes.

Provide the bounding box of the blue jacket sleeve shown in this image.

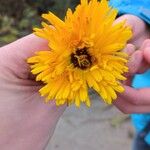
[109,0,150,24]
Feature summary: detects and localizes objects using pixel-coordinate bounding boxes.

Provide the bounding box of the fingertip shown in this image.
[123,44,136,56]
[141,39,150,49]
[127,44,136,50]
[143,47,150,64]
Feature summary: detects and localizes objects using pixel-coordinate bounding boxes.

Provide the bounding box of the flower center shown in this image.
[71,47,92,70]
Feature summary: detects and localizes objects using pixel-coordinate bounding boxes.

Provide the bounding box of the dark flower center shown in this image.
[71,47,92,70]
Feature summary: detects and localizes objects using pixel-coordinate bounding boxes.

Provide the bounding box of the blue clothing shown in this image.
[109,0,150,24]
[133,127,150,150]
[109,0,150,146]
[132,72,150,145]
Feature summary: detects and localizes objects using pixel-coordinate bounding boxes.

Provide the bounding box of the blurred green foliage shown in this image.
[0,0,80,46]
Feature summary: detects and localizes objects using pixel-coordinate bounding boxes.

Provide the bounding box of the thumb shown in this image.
[0,34,49,79]
[0,34,49,61]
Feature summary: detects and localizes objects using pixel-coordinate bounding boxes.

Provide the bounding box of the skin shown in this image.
[0,34,66,150]
[0,14,149,149]
[114,14,150,48]
[113,14,150,114]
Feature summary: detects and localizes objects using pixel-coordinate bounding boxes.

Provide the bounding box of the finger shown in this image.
[123,44,136,56]
[121,44,136,86]
[123,76,134,86]
[133,39,150,73]
[114,97,150,114]
[0,34,49,60]
[126,49,149,76]
[118,86,150,105]
[127,50,143,75]
[0,34,49,80]
[126,40,150,76]
[144,47,150,64]
[140,39,150,50]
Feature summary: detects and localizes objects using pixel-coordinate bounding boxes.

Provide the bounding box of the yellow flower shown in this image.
[28,0,132,107]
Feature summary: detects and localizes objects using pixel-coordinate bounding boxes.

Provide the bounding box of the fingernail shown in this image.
[126,44,136,55]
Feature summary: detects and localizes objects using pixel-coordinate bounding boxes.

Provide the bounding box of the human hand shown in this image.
[0,34,66,150]
[114,39,150,114]
[114,14,150,48]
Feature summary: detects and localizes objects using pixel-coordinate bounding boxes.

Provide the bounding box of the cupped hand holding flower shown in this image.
[113,14,150,113]
[0,34,66,149]
[114,39,150,114]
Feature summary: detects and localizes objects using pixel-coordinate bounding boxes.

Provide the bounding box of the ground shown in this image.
[46,92,134,150]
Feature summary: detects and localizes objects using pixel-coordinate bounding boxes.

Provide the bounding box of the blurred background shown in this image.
[0,0,134,149]
[0,0,80,46]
